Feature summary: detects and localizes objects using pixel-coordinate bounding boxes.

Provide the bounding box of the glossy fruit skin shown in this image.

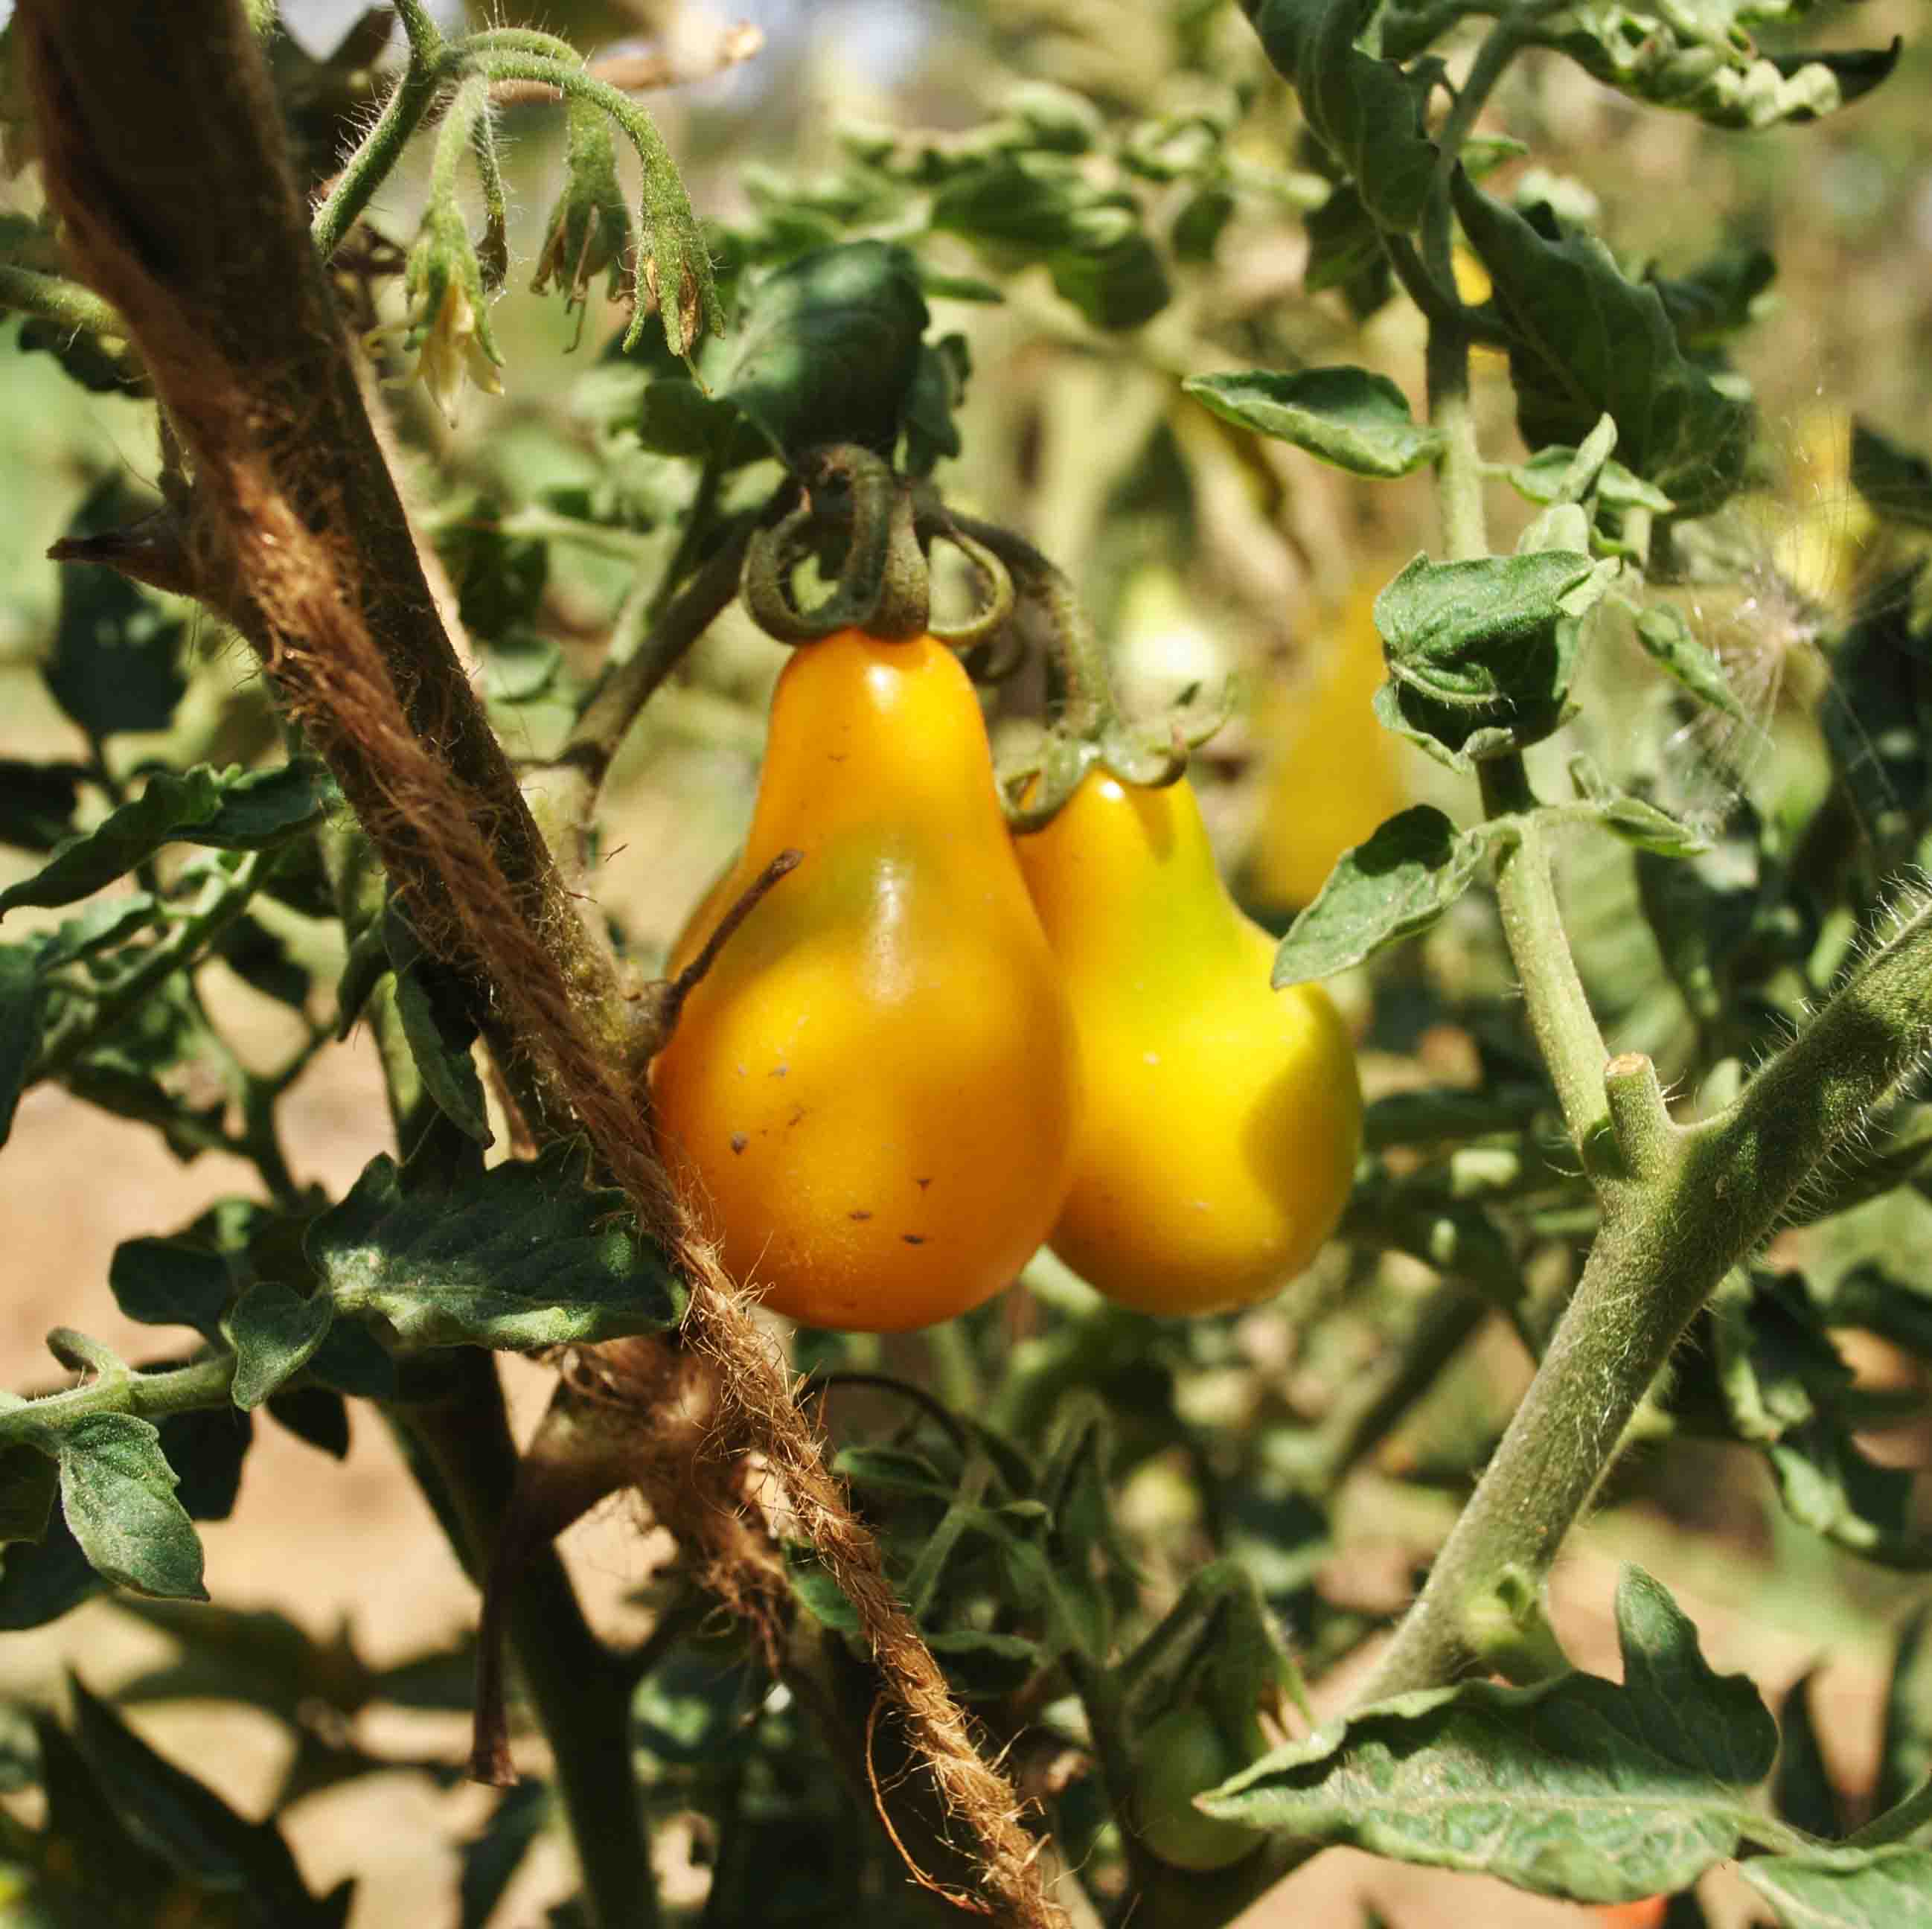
[652,630,1081,1334]
[1014,771,1360,1317]
[1130,1706,1265,1872]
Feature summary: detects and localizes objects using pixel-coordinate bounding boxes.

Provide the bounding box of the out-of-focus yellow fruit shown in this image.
[1245,573,1410,914]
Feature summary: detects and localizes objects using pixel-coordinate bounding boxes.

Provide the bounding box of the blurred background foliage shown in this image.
[2,0,1932,1924]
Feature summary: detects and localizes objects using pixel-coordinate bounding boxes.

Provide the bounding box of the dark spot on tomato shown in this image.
[902,1233,926,1246]
[915,1176,933,1190]
[729,1133,747,1154]
[849,1209,872,1221]
[787,1105,806,1127]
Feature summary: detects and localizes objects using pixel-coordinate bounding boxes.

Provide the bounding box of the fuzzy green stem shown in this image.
[391,1349,658,1929]
[1477,778,1618,1174]
[1425,319,1488,564]
[0,1352,237,1447]
[1362,900,1932,1698]
[0,262,127,339]
[311,45,447,261]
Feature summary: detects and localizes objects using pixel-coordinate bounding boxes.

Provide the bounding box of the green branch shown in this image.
[1361,900,1932,1698]
[0,261,127,339]
[391,1350,659,1929]
[0,1350,237,1449]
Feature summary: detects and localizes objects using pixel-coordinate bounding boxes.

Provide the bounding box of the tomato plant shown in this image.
[0,4,1929,1929]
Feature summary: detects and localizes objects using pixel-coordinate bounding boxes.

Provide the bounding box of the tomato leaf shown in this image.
[223,1282,335,1411]
[1632,603,1747,722]
[1741,1849,1932,1929]
[308,1145,685,1349]
[1544,7,1899,130]
[0,763,333,915]
[0,758,90,853]
[1850,420,1932,532]
[0,943,45,1148]
[68,1674,352,1925]
[51,1414,208,1603]
[1238,0,1436,231]
[1202,1567,1779,1901]
[1452,173,1754,516]
[721,239,931,456]
[1185,368,1442,479]
[0,1444,57,1549]
[930,158,1168,330]
[108,1237,233,1343]
[1877,1610,1932,1817]
[45,482,188,741]
[1567,758,1709,859]
[1275,806,1496,982]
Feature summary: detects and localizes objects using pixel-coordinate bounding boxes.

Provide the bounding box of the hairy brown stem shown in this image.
[22,7,1059,1922]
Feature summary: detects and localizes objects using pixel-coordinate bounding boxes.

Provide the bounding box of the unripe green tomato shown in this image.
[1130,1706,1266,1872]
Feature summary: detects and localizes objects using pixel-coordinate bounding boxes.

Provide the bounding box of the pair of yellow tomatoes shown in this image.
[650,629,1362,1333]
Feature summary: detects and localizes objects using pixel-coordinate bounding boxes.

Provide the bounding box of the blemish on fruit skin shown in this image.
[849,1209,872,1221]
[729,1133,748,1154]
[770,1064,788,1078]
[915,1175,933,1190]
[902,1233,926,1245]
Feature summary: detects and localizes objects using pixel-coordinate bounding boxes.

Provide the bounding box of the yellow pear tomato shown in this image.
[1014,771,1360,1317]
[1245,575,1408,914]
[651,630,1081,1333]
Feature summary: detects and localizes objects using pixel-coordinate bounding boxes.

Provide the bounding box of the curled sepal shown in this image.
[739,447,929,644]
[401,202,504,423]
[616,98,723,362]
[530,95,632,319]
[927,521,1019,671]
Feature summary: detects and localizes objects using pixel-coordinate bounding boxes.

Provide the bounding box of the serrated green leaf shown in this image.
[391,964,491,1146]
[308,1145,684,1349]
[0,763,330,914]
[35,894,160,971]
[1775,1672,1843,1840]
[1276,806,1494,982]
[930,159,1168,330]
[784,1541,863,1634]
[1453,173,1753,516]
[1568,759,1709,858]
[1186,368,1442,479]
[46,482,188,740]
[1850,422,1932,533]
[925,1628,1043,1700]
[1544,8,1898,130]
[1203,1567,1779,1901]
[0,1444,57,1547]
[54,1414,207,1602]
[0,758,89,852]
[1741,1849,1932,1928]
[265,1383,351,1459]
[224,1282,334,1410]
[721,240,930,457]
[1633,603,1748,721]
[1378,551,1605,708]
[1878,1611,1932,1817]
[0,942,45,1148]
[68,1674,348,1924]
[1239,0,1436,230]
[1765,1421,1932,1570]
[1509,446,1674,515]
[108,1238,232,1341]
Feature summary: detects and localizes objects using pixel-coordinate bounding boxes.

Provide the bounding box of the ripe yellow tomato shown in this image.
[1245,575,1408,914]
[1130,1706,1266,1871]
[651,630,1081,1333]
[1014,771,1360,1317]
